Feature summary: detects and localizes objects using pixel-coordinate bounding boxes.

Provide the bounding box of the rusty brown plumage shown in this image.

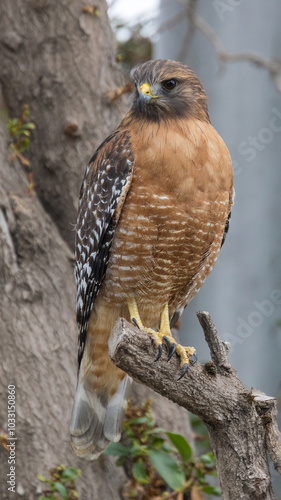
[70,59,233,460]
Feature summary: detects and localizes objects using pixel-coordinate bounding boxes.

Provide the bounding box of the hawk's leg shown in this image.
[127,298,196,379]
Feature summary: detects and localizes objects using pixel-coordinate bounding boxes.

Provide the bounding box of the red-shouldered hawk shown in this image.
[70,59,234,460]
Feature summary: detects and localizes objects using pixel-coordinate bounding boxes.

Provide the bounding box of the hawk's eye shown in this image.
[161,79,177,91]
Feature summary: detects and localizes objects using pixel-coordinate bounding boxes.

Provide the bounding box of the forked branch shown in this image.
[109,312,281,500]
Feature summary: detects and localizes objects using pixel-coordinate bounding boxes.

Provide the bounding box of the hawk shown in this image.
[70,59,233,460]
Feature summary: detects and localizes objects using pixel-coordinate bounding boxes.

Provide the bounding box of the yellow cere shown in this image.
[139,83,158,98]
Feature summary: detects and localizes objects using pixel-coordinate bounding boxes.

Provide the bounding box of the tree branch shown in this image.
[109,313,280,500]
[191,11,281,93]
[252,388,281,475]
[154,0,281,94]
[196,311,232,373]
[177,0,197,62]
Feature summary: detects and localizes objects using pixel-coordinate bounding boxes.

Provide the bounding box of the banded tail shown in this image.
[70,370,132,460]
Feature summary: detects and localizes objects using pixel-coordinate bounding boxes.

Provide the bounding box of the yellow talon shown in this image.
[175,345,196,369]
[127,297,197,375]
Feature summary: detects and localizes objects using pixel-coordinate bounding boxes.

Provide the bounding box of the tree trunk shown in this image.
[0,2,193,499]
[0,0,126,248]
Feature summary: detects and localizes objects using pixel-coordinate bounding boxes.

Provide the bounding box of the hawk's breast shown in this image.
[101,119,232,321]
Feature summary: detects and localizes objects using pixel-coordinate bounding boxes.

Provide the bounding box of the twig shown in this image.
[196,311,232,373]
[107,82,134,102]
[154,12,184,36]
[186,4,281,93]
[155,0,281,94]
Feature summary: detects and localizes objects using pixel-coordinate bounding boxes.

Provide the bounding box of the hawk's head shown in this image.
[131,59,210,123]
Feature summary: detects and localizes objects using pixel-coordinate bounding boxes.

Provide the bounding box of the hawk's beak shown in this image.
[139,83,153,98]
[138,83,157,112]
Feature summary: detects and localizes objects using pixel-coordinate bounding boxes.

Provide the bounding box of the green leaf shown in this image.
[37,474,48,483]
[162,442,176,453]
[132,458,150,484]
[53,481,68,499]
[130,441,147,457]
[103,442,129,457]
[116,456,126,466]
[150,436,165,449]
[17,139,30,152]
[147,449,185,492]
[22,122,35,130]
[202,485,221,496]
[147,427,166,434]
[200,452,215,466]
[166,432,192,463]
[61,467,81,481]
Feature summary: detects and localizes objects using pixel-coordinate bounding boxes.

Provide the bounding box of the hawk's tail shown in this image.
[70,371,132,460]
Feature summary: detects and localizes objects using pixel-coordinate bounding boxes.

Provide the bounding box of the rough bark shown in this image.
[0,0,127,248]
[109,314,281,500]
[0,2,193,499]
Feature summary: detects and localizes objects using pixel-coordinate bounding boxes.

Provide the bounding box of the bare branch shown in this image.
[252,389,281,475]
[109,317,237,424]
[109,315,280,500]
[196,311,232,373]
[188,7,281,94]
[156,0,281,94]
[154,11,184,36]
[177,0,197,62]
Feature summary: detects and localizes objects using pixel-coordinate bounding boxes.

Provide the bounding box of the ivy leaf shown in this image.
[103,442,129,457]
[166,432,193,463]
[37,474,48,483]
[202,485,221,496]
[52,482,68,500]
[61,467,81,481]
[132,458,150,484]
[200,452,215,466]
[150,436,165,448]
[22,122,36,130]
[146,427,166,434]
[129,442,146,457]
[147,449,185,491]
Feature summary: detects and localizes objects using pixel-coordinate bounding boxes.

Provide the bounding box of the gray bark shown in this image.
[0,0,125,248]
[109,314,281,500]
[0,1,193,499]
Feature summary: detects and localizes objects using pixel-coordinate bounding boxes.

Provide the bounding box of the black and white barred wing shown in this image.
[75,130,134,367]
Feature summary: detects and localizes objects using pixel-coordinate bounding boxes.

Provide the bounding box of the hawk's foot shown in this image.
[127,298,197,379]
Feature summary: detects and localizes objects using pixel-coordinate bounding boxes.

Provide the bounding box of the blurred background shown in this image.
[108,0,281,492]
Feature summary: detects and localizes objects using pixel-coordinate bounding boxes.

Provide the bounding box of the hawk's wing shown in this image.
[170,188,234,329]
[220,211,231,248]
[75,130,134,367]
